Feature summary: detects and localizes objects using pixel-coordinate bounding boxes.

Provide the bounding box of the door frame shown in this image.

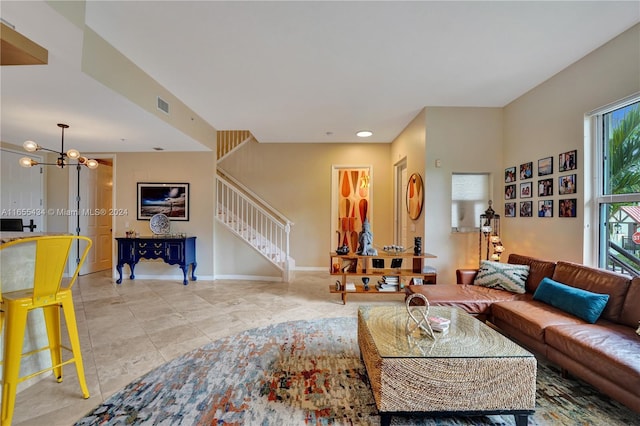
[394,157,408,247]
[68,153,115,275]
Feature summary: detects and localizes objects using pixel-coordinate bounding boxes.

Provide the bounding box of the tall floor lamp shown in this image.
[479,200,505,265]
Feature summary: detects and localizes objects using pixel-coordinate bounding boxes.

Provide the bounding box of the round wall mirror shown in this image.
[406,173,424,220]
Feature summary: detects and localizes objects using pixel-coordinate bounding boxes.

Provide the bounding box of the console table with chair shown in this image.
[115,236,197,285]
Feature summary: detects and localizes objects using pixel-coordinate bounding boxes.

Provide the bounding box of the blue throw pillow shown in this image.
[533,277,609,323]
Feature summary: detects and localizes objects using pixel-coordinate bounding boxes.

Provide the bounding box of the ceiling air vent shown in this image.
[157,96,169,114]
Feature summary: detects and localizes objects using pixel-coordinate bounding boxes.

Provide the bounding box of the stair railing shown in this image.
[216,168,294,280]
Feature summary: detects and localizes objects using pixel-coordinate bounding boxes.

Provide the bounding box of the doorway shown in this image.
[395,158,408,248]
[69,156,114,275]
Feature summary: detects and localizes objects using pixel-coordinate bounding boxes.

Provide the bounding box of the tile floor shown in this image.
[12,270,405,425]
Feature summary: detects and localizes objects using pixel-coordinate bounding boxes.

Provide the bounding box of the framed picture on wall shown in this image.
[505,184,516,200]
[505,202,516,217]
[559,199,577,217]
[559,174,577,195]
[505,167,516,183]
[538,157,553,176]
[520,201,533,217]
[520,182,532,198]
[519,162,533,180]
[538,178,553,197]
[538,200,553,218]
[137,182,190,221]
[559,150,577,172]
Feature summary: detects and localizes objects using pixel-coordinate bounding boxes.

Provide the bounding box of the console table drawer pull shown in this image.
[154,243,163,248]
[138,242,147,248]
[138,250,146,255]
[154,250,163,256]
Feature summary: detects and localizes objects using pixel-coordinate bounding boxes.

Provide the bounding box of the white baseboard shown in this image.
[213,274,283,282]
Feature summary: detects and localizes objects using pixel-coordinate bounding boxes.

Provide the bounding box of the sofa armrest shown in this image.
[456,269,478,285]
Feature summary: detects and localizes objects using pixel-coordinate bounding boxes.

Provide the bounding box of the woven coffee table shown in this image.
[357,305,536,426]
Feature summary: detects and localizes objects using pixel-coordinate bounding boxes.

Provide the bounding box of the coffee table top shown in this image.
[358,305,533,359]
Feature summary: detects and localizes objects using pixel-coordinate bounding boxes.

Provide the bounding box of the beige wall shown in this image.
[217,141,393,273]
[113,151,216,279]
[391,109,427,241]
[425,107,504,282]
[503,23,640,265]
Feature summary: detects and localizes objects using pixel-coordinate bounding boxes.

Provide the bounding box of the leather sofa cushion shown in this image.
[552,261,630,322]
[491,300,583,342]
[507,254,556,293]
[406,284,525,315]
[620,277,640,328]
[545,323,640,396]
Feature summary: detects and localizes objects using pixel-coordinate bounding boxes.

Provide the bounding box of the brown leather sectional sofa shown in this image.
[406,254,640,413]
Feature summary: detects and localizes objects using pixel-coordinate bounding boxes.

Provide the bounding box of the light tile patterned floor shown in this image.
[12,270,403,425]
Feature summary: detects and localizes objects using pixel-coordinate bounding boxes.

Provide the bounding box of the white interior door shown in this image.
[73,161,113,274]
[1,149,44,232]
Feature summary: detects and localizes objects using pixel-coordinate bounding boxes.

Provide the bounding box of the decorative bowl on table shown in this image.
[150,213,171,235]
[381,245,413,255]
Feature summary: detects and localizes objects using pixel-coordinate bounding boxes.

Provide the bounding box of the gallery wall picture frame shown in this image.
[520,182,532,198]
[559,174,577,195]
[519,162,533,180]
[520,201,533,217]
[505,202,516,217]
[538,200,553,218]
[538,157,553,176]
[559,149,577,172]
[559,198,577,218]
[505,167,516,183]
[538,178,553,197]
[137,182,190,221]
[505,184,516,200]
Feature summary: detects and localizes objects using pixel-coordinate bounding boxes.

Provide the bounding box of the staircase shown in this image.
[216,131,295,281]
[217,130,255,160]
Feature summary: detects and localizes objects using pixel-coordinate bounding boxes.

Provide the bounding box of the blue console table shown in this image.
[116,236,197,285]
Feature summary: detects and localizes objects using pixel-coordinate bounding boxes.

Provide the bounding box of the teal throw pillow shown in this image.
[473,260,529,294]
[533,277,609,324]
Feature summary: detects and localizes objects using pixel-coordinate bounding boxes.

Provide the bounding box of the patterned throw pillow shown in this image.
[473,260,530,294]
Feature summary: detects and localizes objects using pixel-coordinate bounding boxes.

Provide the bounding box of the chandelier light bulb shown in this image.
[67,148,80,159]
[23,140,39,152]
[86,159,99,169]
[19,157,36,168]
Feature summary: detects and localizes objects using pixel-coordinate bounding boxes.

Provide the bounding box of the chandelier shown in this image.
[19,123,98,169]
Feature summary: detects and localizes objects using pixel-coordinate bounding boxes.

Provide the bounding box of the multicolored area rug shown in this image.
[76,317,638,425]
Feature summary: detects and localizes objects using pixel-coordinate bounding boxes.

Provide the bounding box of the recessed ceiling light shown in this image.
[356,130,373,138]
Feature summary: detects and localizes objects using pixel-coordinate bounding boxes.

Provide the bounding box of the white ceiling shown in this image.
[1,1,639,153]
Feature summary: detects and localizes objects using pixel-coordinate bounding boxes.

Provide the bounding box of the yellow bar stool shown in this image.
[1,235,92,426]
